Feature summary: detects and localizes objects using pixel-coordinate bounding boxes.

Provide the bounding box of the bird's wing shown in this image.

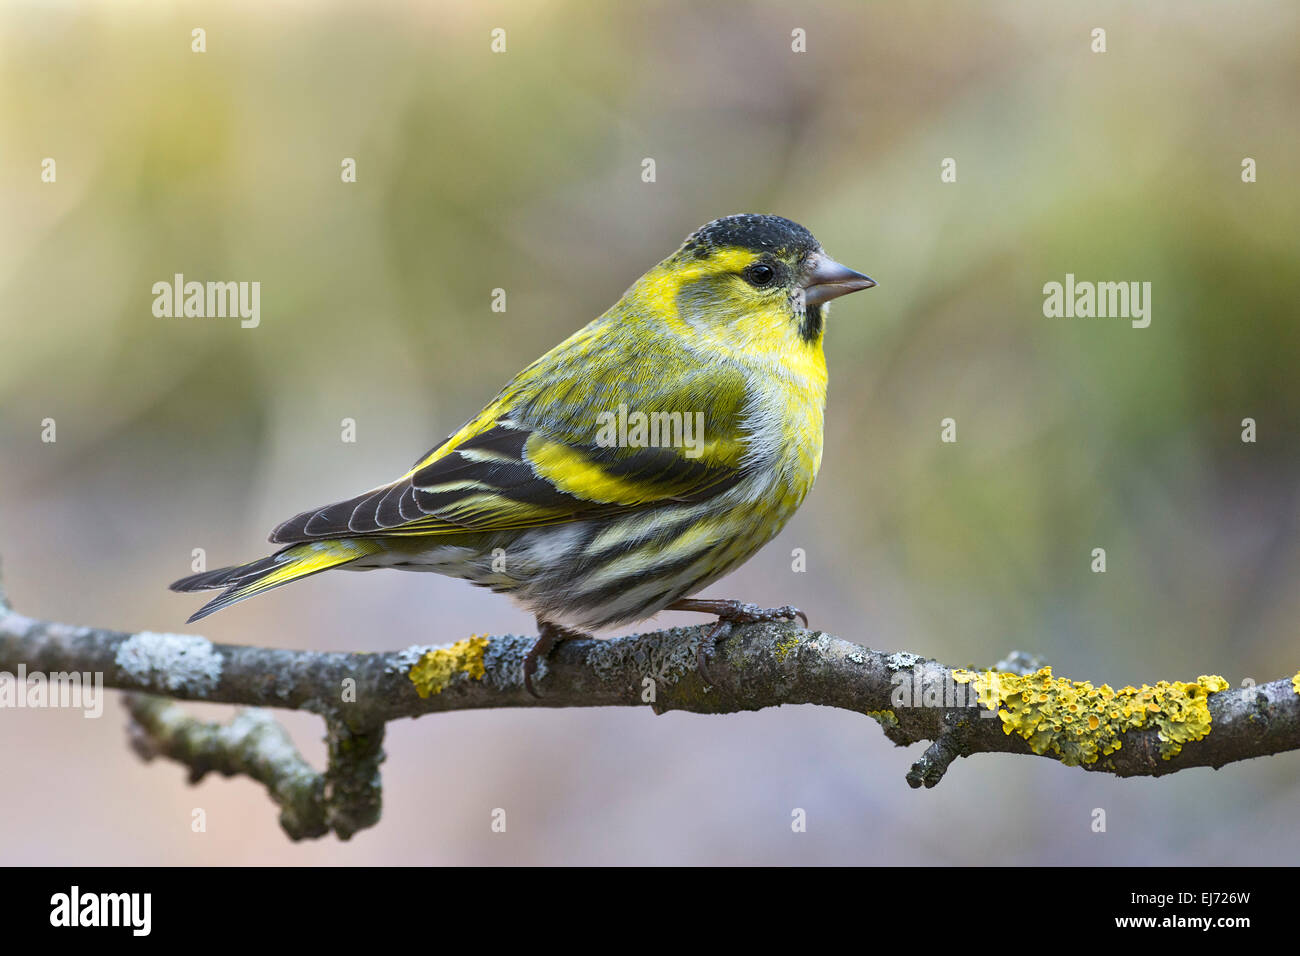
[269,350,754,544]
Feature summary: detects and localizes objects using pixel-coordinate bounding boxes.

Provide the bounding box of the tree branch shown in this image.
[1,557,1297,840]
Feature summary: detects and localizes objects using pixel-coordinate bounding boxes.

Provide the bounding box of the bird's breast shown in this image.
[736,352,827,516]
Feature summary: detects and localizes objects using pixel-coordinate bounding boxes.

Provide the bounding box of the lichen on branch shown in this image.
[1,556,1297,841]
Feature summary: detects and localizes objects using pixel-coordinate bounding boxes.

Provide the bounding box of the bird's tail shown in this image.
[170,539,381,623]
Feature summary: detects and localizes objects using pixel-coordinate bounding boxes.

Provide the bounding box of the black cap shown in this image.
[681,214,819,260]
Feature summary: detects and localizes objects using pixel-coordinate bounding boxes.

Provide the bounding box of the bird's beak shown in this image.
[801,252,876,307]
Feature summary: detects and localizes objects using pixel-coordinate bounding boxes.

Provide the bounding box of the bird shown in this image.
[171,214,875,695]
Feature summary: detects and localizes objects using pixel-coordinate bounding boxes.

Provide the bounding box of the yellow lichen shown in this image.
[952,667,1228,765]
[408,636,489,698]
[1293,671,1300,696]
[773,636,801,662]
[866,709,900,731]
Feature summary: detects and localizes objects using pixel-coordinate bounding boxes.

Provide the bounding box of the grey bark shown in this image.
[1,560,1296,841]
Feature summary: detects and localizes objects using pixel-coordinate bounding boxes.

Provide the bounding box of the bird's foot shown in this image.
[524,618,590,698]
[666,598,809,682]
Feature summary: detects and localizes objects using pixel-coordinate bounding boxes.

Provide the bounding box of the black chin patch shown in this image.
[682,214,819,261]
[800,303,824,342]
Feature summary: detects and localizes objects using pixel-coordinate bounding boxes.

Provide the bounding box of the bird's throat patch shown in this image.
[799,303,824,343]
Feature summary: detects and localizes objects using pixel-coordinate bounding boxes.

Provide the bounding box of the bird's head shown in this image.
[629,214,875,355]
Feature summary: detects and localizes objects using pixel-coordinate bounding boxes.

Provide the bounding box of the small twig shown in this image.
[125,695,329,840]
[322,718,385,840]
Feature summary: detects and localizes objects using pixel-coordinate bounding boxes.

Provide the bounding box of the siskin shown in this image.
[172,215,875,694]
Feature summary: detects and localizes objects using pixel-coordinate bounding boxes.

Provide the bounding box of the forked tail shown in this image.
[169,540,380,623]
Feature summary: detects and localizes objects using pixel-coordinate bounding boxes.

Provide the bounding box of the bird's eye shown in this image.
[745,263,776,287]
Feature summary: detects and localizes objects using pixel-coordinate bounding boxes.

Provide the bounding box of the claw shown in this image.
[522,640,549,699]
[695,618,731,684]
[524,618,590,698]
[668,598,809,686]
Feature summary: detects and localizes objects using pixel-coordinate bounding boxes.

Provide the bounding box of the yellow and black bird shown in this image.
[172,214,875,693]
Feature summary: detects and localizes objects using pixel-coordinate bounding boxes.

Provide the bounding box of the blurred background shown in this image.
[2,0,1298,865]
